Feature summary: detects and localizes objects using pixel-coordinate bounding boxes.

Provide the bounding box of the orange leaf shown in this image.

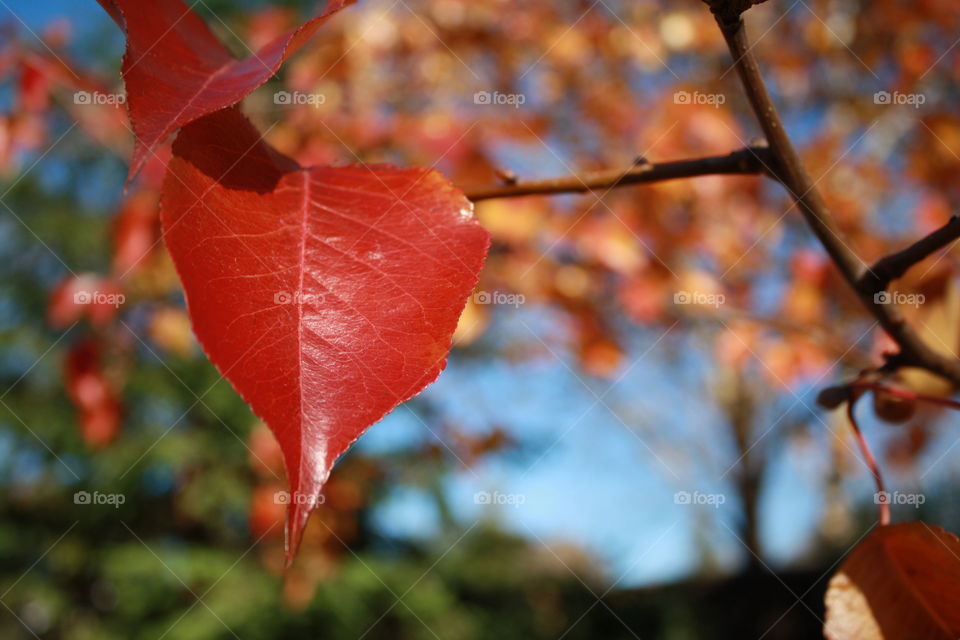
[824,522,960,640]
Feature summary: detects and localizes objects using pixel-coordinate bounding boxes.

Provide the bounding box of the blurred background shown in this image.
[2,0,960,637]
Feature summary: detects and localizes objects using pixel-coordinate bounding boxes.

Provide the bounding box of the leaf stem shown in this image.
[851,381,960,411]
[846,399,890,526]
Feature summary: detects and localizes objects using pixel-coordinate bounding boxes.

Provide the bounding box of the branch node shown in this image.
[494,168,518,186]
[857,215,960,295]
[702,0,769,30]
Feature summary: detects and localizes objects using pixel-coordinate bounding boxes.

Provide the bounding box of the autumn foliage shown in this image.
[5,0,960,637]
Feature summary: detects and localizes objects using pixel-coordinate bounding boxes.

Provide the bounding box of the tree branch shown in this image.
[711,8,960,386]
[857,216,960,295]
[462,147,771,201]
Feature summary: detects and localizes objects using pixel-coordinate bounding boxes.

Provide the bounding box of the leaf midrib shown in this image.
[295,169,311,489]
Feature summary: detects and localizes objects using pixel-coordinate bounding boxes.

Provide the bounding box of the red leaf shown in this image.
[65,339,122,448]
[249,484,287,540]
[112,189,160,274]
[824,522,960,640]
[17,59,50,112]
[48,273,125,328]
[96,0,353,182]
[161,108,489,563]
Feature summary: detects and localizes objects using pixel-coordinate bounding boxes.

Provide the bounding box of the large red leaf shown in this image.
[161,108,489,563]
[824,522,960,640]
[96,0,353,182]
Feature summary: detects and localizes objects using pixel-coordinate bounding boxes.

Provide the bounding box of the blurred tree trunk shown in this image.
[720,370,763,566]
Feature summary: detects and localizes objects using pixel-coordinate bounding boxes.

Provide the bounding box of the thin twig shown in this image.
[858,216,960,294]
[462,147,771,201]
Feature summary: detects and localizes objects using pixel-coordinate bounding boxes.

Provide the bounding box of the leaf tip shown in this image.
[283,497,316,568]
